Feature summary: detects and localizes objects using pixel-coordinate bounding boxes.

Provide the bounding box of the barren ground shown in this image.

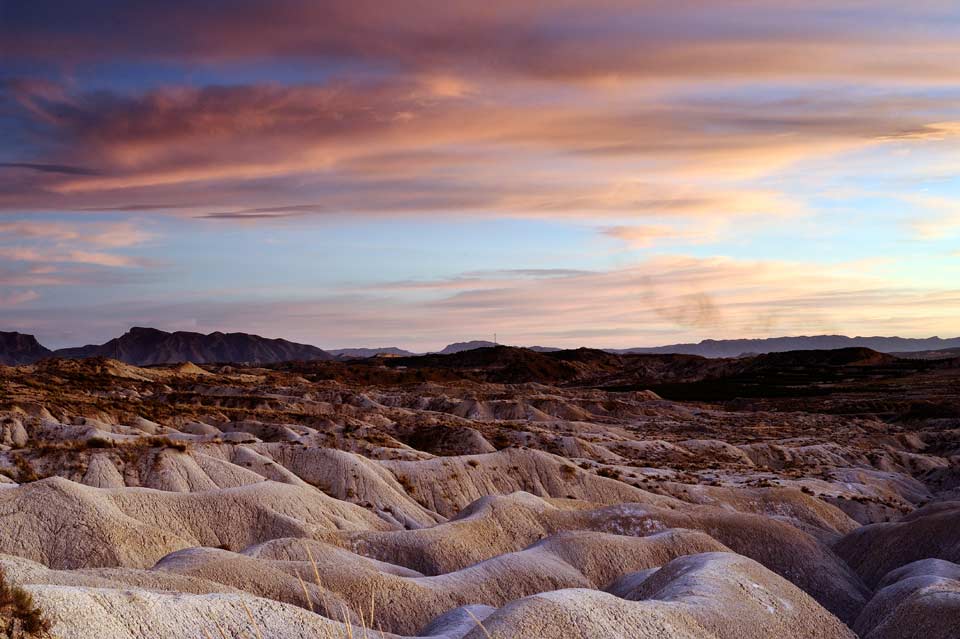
[0,349,958,638]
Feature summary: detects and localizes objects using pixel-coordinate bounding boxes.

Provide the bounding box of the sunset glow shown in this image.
[2,1,959,349]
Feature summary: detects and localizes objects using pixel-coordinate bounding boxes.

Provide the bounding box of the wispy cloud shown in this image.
[602,225,707,248]
[904,195,960,239]
[0,247,150,268]
[0,289,39,306]
[0,162,100,176]
[0,219,158,286]
[0,221,154,247]
[2,78,955,233]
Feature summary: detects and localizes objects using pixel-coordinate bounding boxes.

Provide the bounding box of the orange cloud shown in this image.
[602,225,681,248]
[4,79,953,229]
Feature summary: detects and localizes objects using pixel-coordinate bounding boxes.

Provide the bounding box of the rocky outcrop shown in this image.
[0,332,51,366]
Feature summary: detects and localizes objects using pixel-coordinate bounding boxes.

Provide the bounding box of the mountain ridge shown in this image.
[436,340,498,354]
[328,347,416,359]
[52,326,333,365]
[0,331,54,365]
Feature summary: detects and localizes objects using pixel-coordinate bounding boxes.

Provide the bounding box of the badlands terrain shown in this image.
[0,344,958,638]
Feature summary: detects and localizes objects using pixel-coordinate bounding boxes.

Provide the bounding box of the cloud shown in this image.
[2,78,954,232]
[2,2,959,233]
[0,220,158,278]
[602,225,694,248]
[876,122,960,142]
[83,223,156,248]
[0,162,100,176]
[465,269,596,278]
[903,195,960,239]
[199,211,308,220]
[0,222,79,243]
[0,247,149,268]
[366,269,599,292]
[600,213,743,247]
[0,289,39,306]
[0,221,154,247]
[4,2,960,83]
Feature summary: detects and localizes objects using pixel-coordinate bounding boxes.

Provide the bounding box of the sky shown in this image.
[1,1,960,350]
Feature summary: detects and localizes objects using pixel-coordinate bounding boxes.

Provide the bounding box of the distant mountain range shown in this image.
[437,340,498,354]
[47,327,333,365]
[3,328,960,366]
[328,347,416,359]
[611,335,960,358]
[437,341,561,354]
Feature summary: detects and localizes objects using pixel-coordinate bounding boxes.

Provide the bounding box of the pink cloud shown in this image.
[0,221,157,279]
[0,221,154,247]
[0,289,39,306]
[0,247,149,268]
[3,78,956,240]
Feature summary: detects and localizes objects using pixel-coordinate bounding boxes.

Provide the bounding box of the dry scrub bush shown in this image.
[0,567,51,638]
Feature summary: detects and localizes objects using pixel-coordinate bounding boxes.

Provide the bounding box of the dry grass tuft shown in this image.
[202,540,394,638]
[0,567,52,637]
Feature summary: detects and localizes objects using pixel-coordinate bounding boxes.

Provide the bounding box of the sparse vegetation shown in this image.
[0,567,51,637]
[11,454,40,483]
[143,436,188,452]
[597,467,621,479]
